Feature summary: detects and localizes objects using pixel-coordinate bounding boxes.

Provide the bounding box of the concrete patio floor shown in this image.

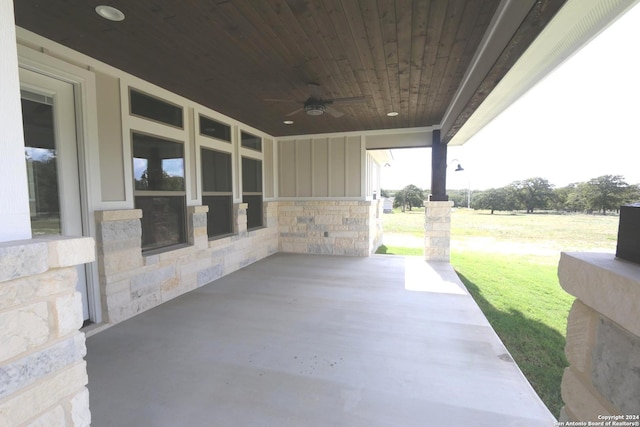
[86,253,556,426]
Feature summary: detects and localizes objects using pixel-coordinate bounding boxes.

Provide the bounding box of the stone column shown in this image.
[234,203,248,237]
[424,200,453,262]
[558,252,640,422]
[188,205,209,249]
[95,210,143,324]
[0,236,95,426]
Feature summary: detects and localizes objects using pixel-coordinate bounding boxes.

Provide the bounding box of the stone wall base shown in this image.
[278,200,376,256]
[0,237,94,426]
[95,202,278,325]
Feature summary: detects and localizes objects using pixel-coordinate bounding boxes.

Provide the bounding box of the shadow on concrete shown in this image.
[455,271,568,418]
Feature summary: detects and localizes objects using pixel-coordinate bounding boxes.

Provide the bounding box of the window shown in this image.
[242,157,263,229]
[200,115,231,142]
[133,133,186,252]
[201,148,233,238]
[241,131,262,152]
[130,89,183,128]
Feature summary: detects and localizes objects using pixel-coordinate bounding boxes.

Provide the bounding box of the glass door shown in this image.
[20,68,91,322]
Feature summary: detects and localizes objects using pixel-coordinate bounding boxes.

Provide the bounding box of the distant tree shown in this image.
[510,177,554,213]
[625,184,640,204]
[562,183,590,212]
[448,189,468,208]
[392,184,425,211]
[584,175,630,214]
[471,187,514,214]
[552,186,571,211]
[380,189,391,198]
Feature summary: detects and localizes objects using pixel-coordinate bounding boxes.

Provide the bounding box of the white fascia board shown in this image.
[448,0,640,146]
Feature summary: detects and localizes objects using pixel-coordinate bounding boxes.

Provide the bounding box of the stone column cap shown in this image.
[0,236,95,283]
[423,200,454,207]
[559,252,640,337]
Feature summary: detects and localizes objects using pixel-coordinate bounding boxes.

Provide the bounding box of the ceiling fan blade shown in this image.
[325,106,344,118]
[328,96,366,105]
[285,107,304,117]
[264,98,300,103]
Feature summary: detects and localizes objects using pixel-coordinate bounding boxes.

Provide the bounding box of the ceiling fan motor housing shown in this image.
[304,99,326,115]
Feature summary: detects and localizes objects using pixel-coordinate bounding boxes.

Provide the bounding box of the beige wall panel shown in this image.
[263,138,274,198]
[365,131,432,149]
[312,138,329,197]
[95,71,126,201]
[329,137,346,197]
[295,139,312,197]
[278,140,296,197]
[346,136,362,197]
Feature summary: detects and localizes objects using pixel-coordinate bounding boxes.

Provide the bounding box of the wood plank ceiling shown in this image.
[14,0,563,139]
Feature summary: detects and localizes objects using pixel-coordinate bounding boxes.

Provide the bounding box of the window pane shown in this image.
[203,195,233,238]
[243,195,263,229]
[241,131,261,151]
[22,98,61,235]
[200,115,231,142]
[133,133,185,191]
[242,157,262,193]
[201,149,232,192]
[130,89,183,128]
[135,196,186,251]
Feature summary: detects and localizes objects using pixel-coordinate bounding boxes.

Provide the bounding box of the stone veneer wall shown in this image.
[0,237,95,426]
[96,202,278,325]
[424,200,453,261]
[278,200,375,256]
[558,252,640,422]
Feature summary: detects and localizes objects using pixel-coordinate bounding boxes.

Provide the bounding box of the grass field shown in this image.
[378,208,619,417]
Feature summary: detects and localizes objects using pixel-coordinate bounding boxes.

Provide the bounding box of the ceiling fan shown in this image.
[265,83,366,118]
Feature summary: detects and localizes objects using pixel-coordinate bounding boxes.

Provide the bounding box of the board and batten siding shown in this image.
[278,136,363,198]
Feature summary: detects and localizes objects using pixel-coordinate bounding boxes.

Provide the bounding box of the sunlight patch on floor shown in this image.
[403,257,468,295]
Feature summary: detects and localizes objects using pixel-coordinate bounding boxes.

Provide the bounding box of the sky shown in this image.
[382,3,640,192]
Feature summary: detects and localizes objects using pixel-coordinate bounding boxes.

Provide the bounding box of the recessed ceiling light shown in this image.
[283,120,294,125]
[387,111,399,117]
[95,5,125,22]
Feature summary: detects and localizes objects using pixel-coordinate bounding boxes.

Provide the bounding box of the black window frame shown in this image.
[199,114,232,143]
[129,88,184,129]
[201,147,234,239]
[242,156,263,230]
[240,131,262,152]
[132,132,187,253]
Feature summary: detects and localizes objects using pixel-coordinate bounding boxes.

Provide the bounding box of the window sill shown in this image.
[209,232,234,241]
[142,242,190,257]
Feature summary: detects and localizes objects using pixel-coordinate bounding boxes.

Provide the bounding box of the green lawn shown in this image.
[377,208,619,417]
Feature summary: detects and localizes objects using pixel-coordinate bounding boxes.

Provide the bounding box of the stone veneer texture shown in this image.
[424,200,453,261]
[0,237,94,426]
[95,202,278,325]
[278,200,377,256]
[558,252,640,422]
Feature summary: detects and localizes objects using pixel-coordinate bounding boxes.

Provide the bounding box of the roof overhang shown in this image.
[448,0,640,146]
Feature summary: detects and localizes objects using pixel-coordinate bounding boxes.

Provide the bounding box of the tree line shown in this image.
[383,175,640,214]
